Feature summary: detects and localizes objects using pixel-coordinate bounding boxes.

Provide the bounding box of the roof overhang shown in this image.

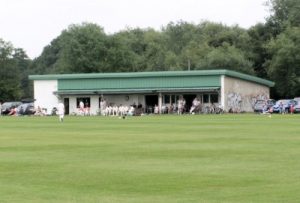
[54,87,220,95]
[29,69,275,87]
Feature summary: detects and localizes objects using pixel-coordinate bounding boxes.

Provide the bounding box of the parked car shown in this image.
[17,102,36,115]
[1,101,22,115]
[293,98,300,113]
[294,97,300,103]
[272,99,297,113]
[253,99,275,113]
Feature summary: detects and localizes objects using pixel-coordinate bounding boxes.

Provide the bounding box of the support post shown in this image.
[221,75,225,110]
[158,92,162,114]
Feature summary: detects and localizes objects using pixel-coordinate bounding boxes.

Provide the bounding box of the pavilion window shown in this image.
[76,97,91,108]
[210,94,219,103]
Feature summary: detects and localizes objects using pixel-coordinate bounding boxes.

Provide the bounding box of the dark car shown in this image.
[254,99,275,113]
[1,101,22,115]
[17,103,36,115]
[272,99,297,113]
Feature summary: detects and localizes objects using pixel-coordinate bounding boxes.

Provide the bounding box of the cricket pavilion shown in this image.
[29,69,274,115]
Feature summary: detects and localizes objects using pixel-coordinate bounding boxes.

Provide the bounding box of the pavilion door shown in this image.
[64,98,69,115]
[145,95,158,113]
[183,94,196,113]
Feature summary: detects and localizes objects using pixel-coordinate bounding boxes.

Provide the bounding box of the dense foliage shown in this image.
[0,39,31,101]
[0,0,299,101]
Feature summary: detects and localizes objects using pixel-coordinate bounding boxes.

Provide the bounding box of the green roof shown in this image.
[29,69,275,87]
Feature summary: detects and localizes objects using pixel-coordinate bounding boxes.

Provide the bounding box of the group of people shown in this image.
[35,102,65,122]
[100,98,141,116]
[7,106,18,116]
[153,96,221,115]
[177,97,186,114]
[189,97,201,114]
[34,106,47,116]
[262,101,295,114]
[154,96,188,115]
[8,105,48,117]
[78,100,90,116]
[101,105,135,116]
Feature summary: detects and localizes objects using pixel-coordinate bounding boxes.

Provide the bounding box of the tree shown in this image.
[59,23,108,73]
[31,23,109,74]
[109,28,148,72]
[266,27,300,98]
[163,21,198,55]
[143,29,168,71]
[266,0,300,36]
[30,37,63,74]
[248,23,273,78]
[0,39,22,101]
[104,34,139,72]
[263,0,300,98]
[196,42,254,74]
[13,48,32,98]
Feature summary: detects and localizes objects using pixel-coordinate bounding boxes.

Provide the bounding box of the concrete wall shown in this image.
[223,76,270,112]
[33,80,58,114]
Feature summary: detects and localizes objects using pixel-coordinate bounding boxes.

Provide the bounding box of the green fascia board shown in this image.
[54,87,220,95]
[29,69,275,87]
[58,75,220,91]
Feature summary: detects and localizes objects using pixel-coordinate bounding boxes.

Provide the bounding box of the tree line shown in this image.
[0,0,299,101]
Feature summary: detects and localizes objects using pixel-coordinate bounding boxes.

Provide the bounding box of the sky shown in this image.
[0,0,269,59]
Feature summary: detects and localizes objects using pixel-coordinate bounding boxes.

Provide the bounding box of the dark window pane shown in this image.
[171,95,176,104]
[203,94,209,103]
[164,95,170,104]
[211,94,219,103]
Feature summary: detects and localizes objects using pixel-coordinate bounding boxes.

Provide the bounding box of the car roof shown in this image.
[2,101,21,106]
[3,101,21,104]
[19,102,34,106]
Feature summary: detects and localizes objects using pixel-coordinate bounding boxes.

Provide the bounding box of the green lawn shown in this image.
[0,114,300,203]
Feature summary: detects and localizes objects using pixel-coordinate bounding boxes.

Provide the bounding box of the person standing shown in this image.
[290,103,295,114]
[279,101,284,114]
[177,99,182,115]
[100,98,105,115]
[57,102,65,122]
[79,100,84,115]
[177,96,185,115]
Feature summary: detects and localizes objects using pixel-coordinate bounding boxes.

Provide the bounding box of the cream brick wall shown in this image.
[223,76,270,112]
[33,80,58,114]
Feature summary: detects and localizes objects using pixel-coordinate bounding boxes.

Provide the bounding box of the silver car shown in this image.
[254,99,275,113]
[293,98,300,113]
[1,101,22,115]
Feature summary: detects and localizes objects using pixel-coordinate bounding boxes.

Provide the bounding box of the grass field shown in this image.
[0,114,300,203]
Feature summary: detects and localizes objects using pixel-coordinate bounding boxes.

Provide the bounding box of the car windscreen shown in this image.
[255,100,264,104]
[17,104,27,110]
[276,100,289,105]
[2,103,14,109]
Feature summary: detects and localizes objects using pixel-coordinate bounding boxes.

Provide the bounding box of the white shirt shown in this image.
[58,103,65,115]
[79,101,84,109]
